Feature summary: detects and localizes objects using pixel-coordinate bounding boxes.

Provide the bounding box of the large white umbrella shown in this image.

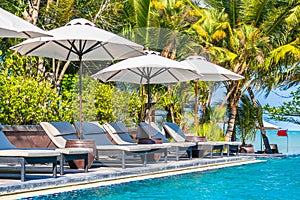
[0,7,50,38]
[91,53,200,112]
[11,18,144,137]
[262,120,280,130]
[180,56,244,81]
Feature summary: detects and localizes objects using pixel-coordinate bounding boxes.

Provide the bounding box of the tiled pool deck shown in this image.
[0,156,261,199]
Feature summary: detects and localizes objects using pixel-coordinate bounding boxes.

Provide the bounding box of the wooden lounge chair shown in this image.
[0,123,59,182]
[40,122,93,174]
[136,122,196,161]
[75,121,169,168]
[162,122,240,157]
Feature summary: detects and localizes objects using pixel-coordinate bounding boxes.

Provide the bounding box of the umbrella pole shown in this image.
[147,82,151,113]
[79,57,83,139]
[147,81,152,138]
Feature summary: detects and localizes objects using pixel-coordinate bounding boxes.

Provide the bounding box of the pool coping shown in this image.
[0,156,261,199]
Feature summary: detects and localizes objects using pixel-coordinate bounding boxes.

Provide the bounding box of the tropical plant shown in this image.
[0,70,69,124]
[94,83,115,124]
[197,105,226,141]
[235,95,259,145]
[264,87,300,125]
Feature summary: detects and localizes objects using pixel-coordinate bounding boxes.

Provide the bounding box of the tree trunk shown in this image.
[247,87,272,153]
[225,104,237,141]
[23,0,41,25]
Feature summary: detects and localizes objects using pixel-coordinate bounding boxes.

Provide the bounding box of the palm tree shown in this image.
[197,0,300,148]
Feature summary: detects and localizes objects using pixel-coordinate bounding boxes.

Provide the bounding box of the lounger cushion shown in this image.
[40,122,78,148]
[0,128,17,149]
[74,122,113,145]
[0,149,60,157]
[163,122,186,142]
[139,122,169,143]
[44,122,77,136]
[107,122,136,144]
[74,121,106,135]
[56,148,93,155]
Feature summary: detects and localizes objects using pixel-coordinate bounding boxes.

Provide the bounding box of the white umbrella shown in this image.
[180,56,244,81]
[91,53,200,111]
[11,18,144,137]
[262,120,280,130]
[0,7,50,38]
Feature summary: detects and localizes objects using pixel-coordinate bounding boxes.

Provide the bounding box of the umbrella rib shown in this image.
[101,42,115,60]
[221,74,230,80]
[24,41,49,55]
[167,70,180,82]
[128,68,145,83]
[66,40,77,60]
[80,40,88,55]
[137,68,147,84]
[82,41,104,55]
[54,40,78,57]
[22,31,31,38]
[105,70,122,82]
[149,68,169,79]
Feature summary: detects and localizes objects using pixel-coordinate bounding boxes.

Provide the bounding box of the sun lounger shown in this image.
[74,121,169,168]
[0,123,59,181]
[162,122,240,157]
[103,122,171,149]
[40,122,93,174]
[137,122,196,161]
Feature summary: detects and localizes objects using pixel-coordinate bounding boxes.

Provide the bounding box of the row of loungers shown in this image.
[42,121,240,163]
[0,124,92,182]
[0,121,241,182]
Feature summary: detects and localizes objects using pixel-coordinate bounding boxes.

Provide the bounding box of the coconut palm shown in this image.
[197,0,300,146]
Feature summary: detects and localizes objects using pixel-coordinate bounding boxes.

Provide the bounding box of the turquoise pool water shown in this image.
[25,156,300,200]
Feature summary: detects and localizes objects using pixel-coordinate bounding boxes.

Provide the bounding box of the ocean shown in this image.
[251,130,300,154]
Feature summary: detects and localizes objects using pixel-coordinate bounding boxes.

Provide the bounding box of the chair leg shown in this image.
[143,153,147,167]
[164,149,168,163]
[53,160,57,178]
[122,151,125,169]
[60,154,64,175]
[226,144,230,157]
[84,154,88,173]
[221,147,224,158]
[21,159,25,182]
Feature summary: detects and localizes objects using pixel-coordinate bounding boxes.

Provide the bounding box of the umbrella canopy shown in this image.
[10,18,144,137]
[262,120,280,130]
[92,54,199,84]
[0,7,50,38]
[11,18,143,60]
[91,54,200,114]
[180,56,244,81]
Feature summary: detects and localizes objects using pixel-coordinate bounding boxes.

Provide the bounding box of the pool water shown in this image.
[26,156,300,200]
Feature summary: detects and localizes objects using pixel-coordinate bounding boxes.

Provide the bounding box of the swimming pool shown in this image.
[24,156,300,200]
